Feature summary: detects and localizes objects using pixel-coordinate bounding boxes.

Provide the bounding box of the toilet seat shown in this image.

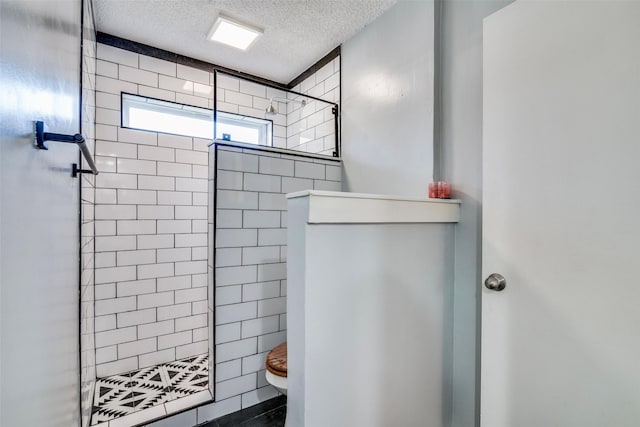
[266,342,287,377]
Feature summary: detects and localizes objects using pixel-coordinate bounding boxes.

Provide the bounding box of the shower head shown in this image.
[265,101,278,115]
[265,97,307,115]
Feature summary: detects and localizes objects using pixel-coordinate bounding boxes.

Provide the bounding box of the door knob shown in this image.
[484,273,506,291]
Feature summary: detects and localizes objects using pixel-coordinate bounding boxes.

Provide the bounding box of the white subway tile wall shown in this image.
[92,44,342,425]
[80,3,97,427]
[94,43,210,378]
[209,144,342,410]
[287,57,340,155]
[215,73,288,149]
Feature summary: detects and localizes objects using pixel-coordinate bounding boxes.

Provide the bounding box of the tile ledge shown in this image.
[287,189,460,204]
[288,190,461,224]
[212,140,340,162]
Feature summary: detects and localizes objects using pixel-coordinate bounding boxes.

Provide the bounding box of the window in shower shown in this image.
[122,93,272,146]
[216,112,272,146]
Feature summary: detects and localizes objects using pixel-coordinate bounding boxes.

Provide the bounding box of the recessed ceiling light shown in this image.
[208,15,263,51]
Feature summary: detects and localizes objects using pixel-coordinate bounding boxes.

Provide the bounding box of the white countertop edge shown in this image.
[287,190,461,224]
[286,189,461,204]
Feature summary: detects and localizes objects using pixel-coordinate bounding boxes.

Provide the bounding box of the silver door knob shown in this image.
[484,273,506,291]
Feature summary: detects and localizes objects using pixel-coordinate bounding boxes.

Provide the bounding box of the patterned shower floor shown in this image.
[91,353,209,425]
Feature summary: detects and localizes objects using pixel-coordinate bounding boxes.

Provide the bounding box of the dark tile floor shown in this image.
[203,396,286,427]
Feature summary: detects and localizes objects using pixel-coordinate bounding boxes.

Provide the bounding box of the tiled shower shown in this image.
[89,43,212,425]
[92,43,211,378]
[79,29,341,425]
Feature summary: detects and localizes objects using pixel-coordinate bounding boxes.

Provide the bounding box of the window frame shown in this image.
[215,111,273,147]
[121,92,273,146]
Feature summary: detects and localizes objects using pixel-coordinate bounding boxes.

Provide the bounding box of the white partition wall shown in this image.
[287,191,459,427]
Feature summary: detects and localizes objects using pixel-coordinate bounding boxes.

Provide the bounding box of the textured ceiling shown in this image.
[94,0,398,84]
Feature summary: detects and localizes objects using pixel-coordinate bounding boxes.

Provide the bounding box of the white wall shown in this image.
[437,1,513,426]
[0,1,81,426]
[341,0,434,197]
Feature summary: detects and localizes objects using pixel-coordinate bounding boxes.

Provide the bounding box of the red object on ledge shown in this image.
[429,181,451,199]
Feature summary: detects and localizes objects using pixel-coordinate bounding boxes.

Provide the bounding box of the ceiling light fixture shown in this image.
[208,14,263,51]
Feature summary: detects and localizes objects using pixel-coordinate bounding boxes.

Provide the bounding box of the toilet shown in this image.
[265,342,287,395]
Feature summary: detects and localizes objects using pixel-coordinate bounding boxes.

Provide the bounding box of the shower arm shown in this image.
[270,97,306,106]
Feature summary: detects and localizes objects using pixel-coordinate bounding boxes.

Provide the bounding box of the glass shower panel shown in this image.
[214,70,339,157]
[286,93,337,156]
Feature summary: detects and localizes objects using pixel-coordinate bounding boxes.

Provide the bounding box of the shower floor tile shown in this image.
[91,353,209,425]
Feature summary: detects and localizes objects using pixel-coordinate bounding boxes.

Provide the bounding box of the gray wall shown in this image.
[437,1,514,426]
[341,0,435,197]
[288,211,454,426]
[0,1,82,426]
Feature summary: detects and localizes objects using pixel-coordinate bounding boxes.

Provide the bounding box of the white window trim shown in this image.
[121,93,273,146]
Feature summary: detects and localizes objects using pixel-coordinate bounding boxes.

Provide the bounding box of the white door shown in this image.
[482,1,640,426]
